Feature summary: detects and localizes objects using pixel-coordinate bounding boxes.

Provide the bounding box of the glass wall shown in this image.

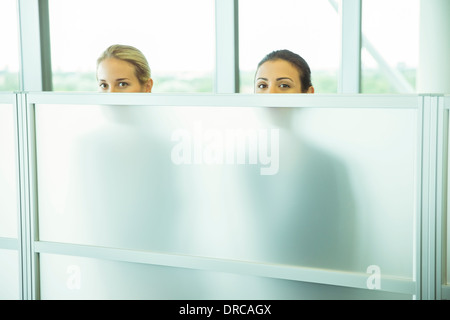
[361,0,419,93]
[31,94,419,299]
[1,0,447,301]
[2,91,448,299]
[48,0,215,92]
[0,0,20,91]
[238,0,340,93]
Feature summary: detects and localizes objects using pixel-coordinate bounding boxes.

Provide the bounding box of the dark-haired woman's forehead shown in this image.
[255,59,303,93]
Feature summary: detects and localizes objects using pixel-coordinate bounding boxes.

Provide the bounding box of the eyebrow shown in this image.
[276,77,294,81]
[256,77,294,81]
[98,78,131,82]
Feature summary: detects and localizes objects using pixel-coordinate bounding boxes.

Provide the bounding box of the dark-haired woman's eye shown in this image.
[257,83,267,89]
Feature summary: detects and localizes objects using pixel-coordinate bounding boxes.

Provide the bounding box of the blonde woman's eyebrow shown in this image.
[115,78,131,81]
[256,77,268,81]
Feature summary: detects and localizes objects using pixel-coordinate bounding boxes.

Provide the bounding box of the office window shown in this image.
[361,0,419,93]
[0,0,20,91]
[48,0,214,92]
[239,0,340,93]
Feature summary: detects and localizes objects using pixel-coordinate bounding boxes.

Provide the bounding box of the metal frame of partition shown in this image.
[1,92,443,299]
[441,95,450,299]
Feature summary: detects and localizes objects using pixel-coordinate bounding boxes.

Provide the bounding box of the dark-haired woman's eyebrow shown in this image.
[276,77,294,81]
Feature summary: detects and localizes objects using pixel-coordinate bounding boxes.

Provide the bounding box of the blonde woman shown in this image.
[97,44,153,93]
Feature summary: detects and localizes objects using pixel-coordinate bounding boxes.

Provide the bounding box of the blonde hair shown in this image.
[97,44,151,85]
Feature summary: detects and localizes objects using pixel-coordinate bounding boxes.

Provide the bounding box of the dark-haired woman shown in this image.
[254,49,314,94]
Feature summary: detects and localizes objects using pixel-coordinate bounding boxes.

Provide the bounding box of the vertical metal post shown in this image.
[435,96,448,300]
[17,0,52,92]
[419,94,445,299]
[339,0,361,93]
[15,92,39,300]
[214,0,239,93]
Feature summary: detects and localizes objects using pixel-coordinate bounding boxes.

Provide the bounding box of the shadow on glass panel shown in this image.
[164,106,356,298]
[246,108,356,271]
[59,105,180,252]
[170,107,356,270]
[232,107,354,298]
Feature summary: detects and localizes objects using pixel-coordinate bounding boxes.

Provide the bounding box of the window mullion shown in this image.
[339,0,362,93]
[17,0,52,92]
[214,0,239,93]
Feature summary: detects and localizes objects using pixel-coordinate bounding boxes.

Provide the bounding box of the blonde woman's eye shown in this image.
[99,83,107,89]
[118,82,129,87]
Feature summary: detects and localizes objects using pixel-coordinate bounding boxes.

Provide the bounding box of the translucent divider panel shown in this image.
[292,107,417,277]
[38,253,412,300]
[0,102,18,239]
[35,103,417,279]
[0,249,20,299]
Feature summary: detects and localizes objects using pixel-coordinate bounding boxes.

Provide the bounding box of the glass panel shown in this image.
[0,249,20,299]
[239,0,340,93]
[293,107,417,277]
[36,103,417,278]
[0,103,18,238]
[39,253,413,299]
[0,0,20,91]
[48,0,214,92]
[361,0,419,93]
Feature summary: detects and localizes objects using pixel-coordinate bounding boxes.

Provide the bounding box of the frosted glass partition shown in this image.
[0,96,18,239]
[31,93,419,296]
